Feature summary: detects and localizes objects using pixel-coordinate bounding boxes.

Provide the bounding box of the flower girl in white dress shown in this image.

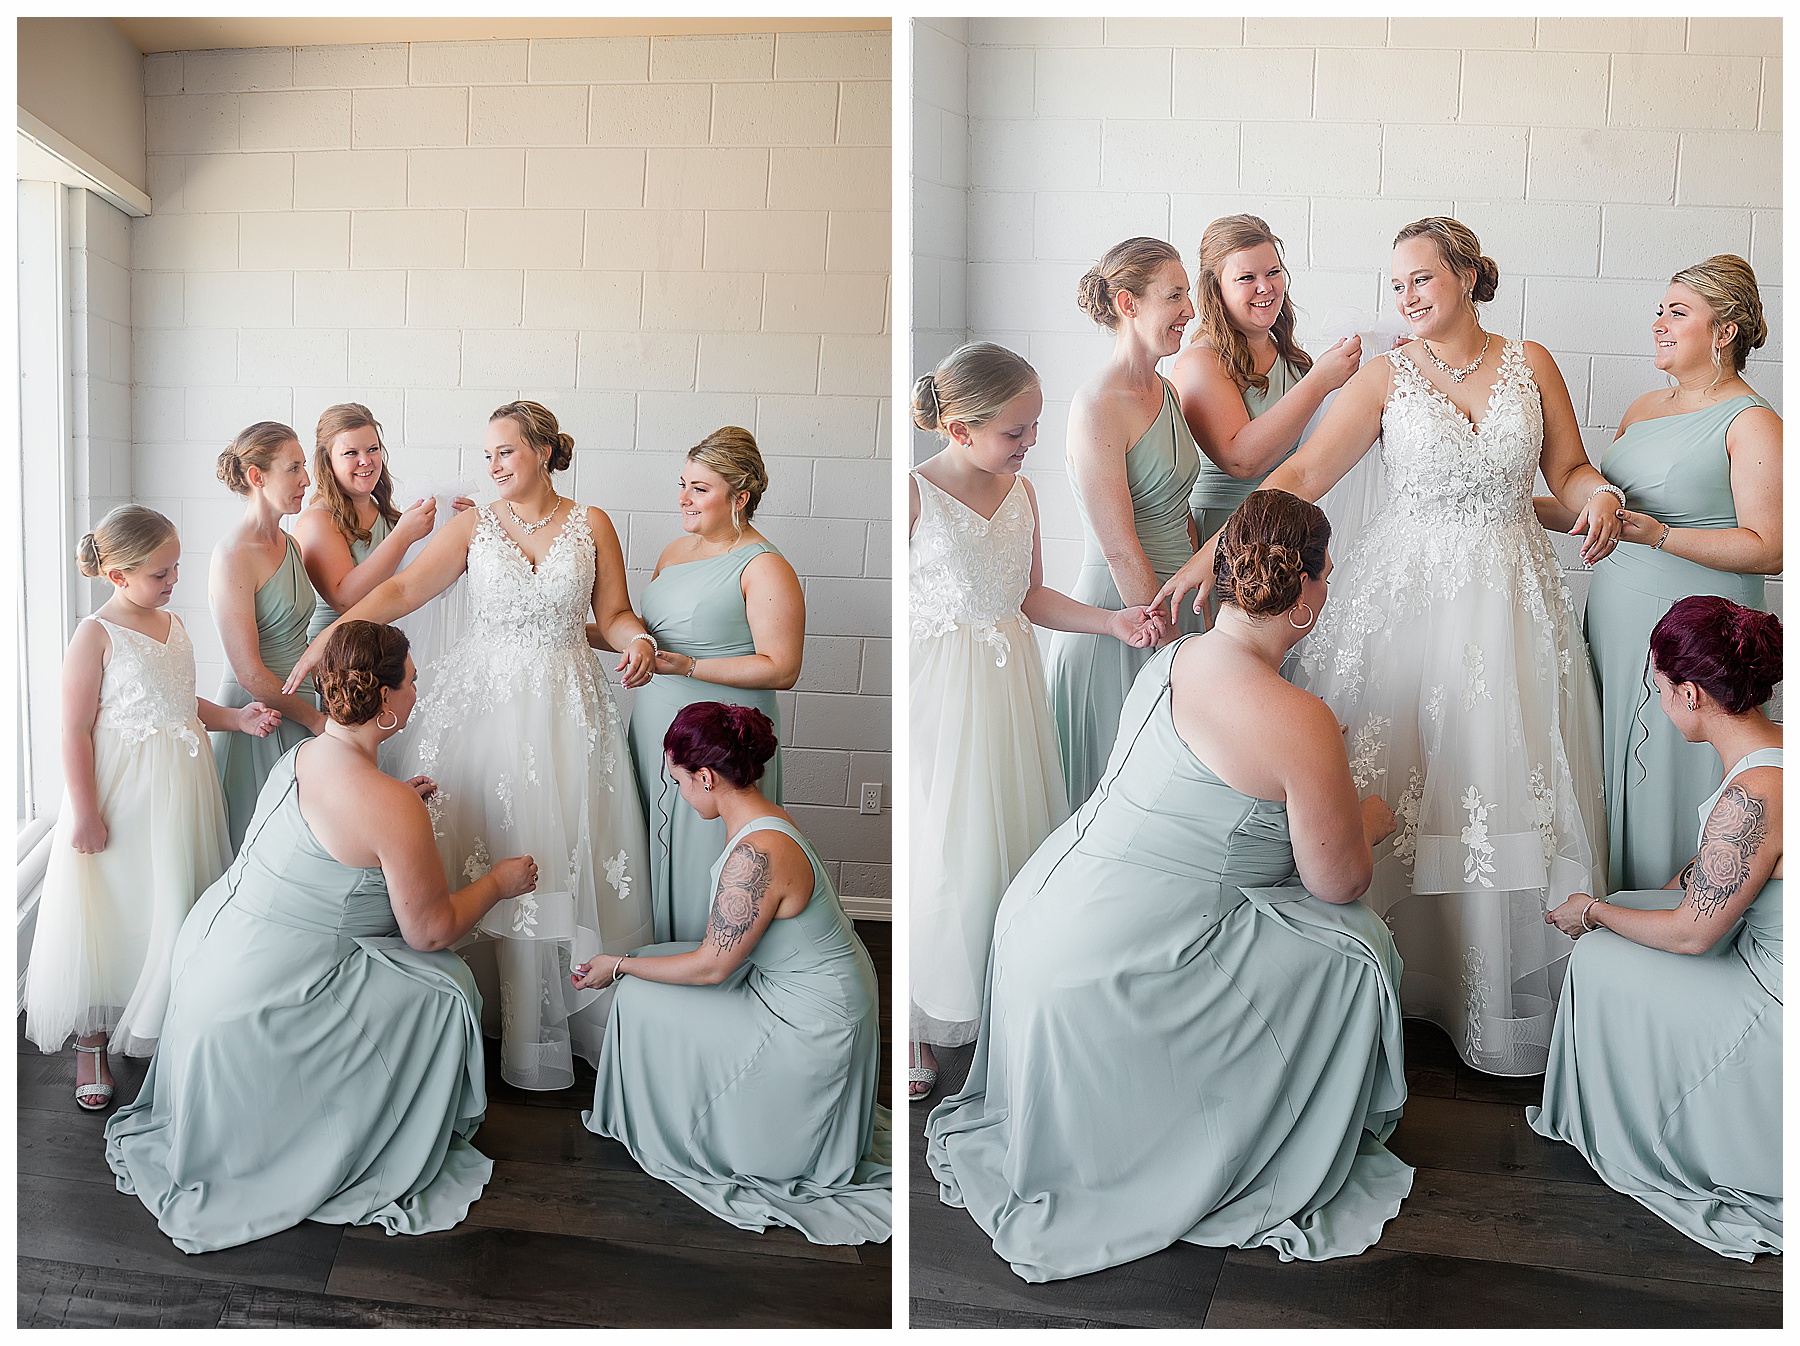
[909,344,1165,1096]
[25,507,279,1107]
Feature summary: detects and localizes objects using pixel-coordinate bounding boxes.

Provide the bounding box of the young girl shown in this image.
[908,342,1165,1099]
[25,506,280,1109]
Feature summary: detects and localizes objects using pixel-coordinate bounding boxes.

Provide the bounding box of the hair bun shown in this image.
[1733,607,1783,692]
[216,446,249,493]
[76,533,102,578]
[1076,268,1113,326]
[911,372,942,432]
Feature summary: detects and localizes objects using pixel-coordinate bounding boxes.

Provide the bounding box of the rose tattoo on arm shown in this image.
[707,840,772,956]
[1686,783,1768,922]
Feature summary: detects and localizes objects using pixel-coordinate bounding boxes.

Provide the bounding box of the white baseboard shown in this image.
[840,895,890,922]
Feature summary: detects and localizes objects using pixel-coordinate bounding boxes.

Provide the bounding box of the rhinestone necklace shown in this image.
[507,494,562,535]
[1420,333,1491,384]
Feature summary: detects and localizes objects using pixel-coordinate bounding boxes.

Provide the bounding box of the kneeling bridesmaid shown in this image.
[577,702,890,1246]
[106,622,538,1253]
[927,491,1412,1283]
[1531,596,1782,1260]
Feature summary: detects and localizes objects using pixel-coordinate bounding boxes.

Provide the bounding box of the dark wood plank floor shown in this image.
[909,1019,1782,1329]
[19,920,892,1329]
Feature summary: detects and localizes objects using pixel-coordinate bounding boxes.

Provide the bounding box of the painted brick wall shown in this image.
[911,17,970,439]
[914,16,1782,641]
[128,31,893,900]
[71,189,135,592]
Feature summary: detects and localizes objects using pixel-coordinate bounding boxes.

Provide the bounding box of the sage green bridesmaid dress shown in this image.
[1188,355,1304,545]
[305,513,392,642]
[1529,747,1781,1260]
[1045,380,1202,807]
[212,535,317,852]
[584,816,890,1245]
[627,541,785,942]
[105,747,493,1253]
[927,639,1413,1282]
[1586,395,1773,890]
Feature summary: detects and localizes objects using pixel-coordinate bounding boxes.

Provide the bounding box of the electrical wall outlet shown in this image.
[859,782,882,815]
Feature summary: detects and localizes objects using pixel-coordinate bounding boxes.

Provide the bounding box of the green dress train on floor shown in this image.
[1044,380,1203,808]
[1528,747,1782,1260]
[627,541,785,943]
[1188,354,1305,545]
[212,534,317,853]
[104,747,493,1254]
[584,815,891,1245]
[304,513,392,642]
[1585,394,1774,891]
[927,639,1414,1283]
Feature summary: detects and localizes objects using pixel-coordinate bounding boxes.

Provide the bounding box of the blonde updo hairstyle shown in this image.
[77,504,178,580]
[490,400,575,474]
[686,426,769,523]
[1077,236,1185,330]
[217,421,302,496]
[1669,254,1767,375]
[313,620,410,727]
[311,403,400,545]
[1392,217,1499,307]
[911,342,1041,438]
[1213,489,1331,619]
[1195,214,1315,395]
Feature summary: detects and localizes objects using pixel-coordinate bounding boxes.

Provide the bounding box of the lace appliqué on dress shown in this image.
[93,617,204,755]
[910,474,1038,666]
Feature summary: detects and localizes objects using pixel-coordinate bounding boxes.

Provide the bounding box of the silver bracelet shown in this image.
[1580,897,1604,932]
[1654,522,1672,550]
[628,633,659,652]
[610,954,630,985]
[1586,482,1626,509]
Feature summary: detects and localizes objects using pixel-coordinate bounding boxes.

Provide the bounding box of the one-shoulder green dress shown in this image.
[212,534,317,852]
[305,513,392,642]
[1188,354,1305,545]
[585,815,890,1245]
[1586,394,1775,891]
[928,639,1413,1282]
[627,541,786,942]
[1045,380,1202,808]
[1529,747,1782,1260]
[105,746,492,1253]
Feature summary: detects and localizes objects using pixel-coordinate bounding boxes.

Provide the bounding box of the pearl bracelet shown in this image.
[1587,482,1626,509]
[628,633,659,652]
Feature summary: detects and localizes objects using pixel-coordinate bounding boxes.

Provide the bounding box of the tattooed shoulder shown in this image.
[707,840,773,955]
[1687,783,1768,922]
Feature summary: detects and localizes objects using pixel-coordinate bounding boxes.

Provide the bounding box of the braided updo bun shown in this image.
[491,401,575,473]
[1212,490,1331,619]
[314,620,411,727]
[664,701,779,788]
[1650,595,1782,716]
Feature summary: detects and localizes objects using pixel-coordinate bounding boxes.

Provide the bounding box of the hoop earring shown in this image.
[1288,602,1315,630]
[376,710,399,731]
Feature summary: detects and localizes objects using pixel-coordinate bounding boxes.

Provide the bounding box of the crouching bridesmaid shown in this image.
[1531,596,1782,1260]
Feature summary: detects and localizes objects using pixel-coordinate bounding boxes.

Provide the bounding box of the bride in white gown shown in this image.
[1160,218,1625,1075]
[289,401,656,1090]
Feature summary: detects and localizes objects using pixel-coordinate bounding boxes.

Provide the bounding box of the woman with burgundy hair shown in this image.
[573,701,890,1247]
[1530,596,1781,1259]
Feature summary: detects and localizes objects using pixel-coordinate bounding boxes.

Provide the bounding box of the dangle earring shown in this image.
[1288,602,1315,630]
[730,501,744,543]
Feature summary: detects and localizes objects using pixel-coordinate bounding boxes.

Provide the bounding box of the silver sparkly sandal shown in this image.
[73,1041,114,1111]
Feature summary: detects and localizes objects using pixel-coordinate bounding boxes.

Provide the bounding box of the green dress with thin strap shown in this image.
[105,747,493,1253]
[927,639,1413,1282]
[1585,395,1773,890]
[1529,747,1782,1260]
[212,534,318,853]
[628,541,786,943]
[584,815,891,1245]
[305,513,393,642]
[1188,355,1305,545]
[1045,380,1202,808]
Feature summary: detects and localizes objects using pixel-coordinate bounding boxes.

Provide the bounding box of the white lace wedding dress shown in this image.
[388,503,654,1091]
[1297,341,1606,1076]
[910,472,1068,1047]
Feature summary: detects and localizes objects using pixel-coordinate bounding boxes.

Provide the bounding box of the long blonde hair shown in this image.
[309,403,399,545]
[1194,214,1314,395]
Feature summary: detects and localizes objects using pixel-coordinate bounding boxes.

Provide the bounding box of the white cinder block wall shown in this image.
[913,16,1781,636]
[71,191,137,550]
[912,19,970,398]
[129,31,893,902]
